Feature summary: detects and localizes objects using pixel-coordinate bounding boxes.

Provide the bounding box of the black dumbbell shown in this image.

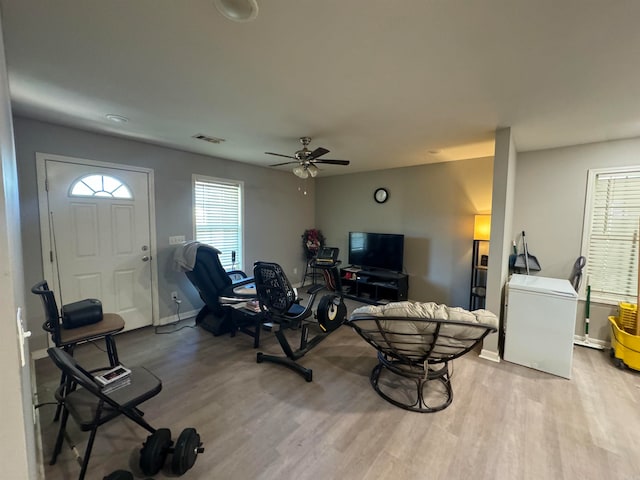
[103,470,133,480]
[140,427,204,476]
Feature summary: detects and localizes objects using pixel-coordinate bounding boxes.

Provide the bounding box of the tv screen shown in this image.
[348,232,404,272]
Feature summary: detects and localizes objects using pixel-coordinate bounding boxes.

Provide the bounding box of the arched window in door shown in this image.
[69,174,133,199]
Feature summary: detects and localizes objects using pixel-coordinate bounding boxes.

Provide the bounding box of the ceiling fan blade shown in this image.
[265,152,297,159]
[269,160,299,167]
[314,159,350,166]
[308,147,330,160]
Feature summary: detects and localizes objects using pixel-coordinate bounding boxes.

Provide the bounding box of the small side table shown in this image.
[230,303,265,348]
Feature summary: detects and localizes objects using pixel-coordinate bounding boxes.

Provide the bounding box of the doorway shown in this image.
[37,153,158,332]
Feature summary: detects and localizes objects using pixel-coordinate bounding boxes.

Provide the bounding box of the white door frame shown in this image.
[36,152,160,326]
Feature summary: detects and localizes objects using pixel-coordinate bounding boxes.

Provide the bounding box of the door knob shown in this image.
[142,255,150,262]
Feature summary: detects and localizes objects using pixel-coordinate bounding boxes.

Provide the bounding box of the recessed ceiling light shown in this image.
[213,0,259,22]
[105,114,129,123]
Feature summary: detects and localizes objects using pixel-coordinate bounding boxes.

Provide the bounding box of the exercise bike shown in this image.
[254,248,347,382]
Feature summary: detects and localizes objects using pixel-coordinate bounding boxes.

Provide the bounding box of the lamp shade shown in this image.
[473,214,491,240]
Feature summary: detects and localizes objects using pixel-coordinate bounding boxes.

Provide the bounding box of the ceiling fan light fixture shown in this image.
[293,165,309,179]
[307,164,319,177]
[213,0,259,22]
[266,136,350,176]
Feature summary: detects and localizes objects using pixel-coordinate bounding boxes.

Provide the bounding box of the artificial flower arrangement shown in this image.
[302,228,325,258]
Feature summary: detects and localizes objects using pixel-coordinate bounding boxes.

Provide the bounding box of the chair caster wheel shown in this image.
[257,352,264,363]
[171,428,204,475]
[103,470,133,480]
[140,428,172,476]
[305,370,313,382]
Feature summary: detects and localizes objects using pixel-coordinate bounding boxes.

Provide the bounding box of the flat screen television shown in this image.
[348,232,404,272]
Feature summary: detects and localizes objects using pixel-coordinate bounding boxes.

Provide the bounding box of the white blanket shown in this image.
[173,241,221,272]
[350,301,498,328]
[349,301,499,357]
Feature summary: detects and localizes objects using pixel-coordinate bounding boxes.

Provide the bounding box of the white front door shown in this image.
[39,156,155,331]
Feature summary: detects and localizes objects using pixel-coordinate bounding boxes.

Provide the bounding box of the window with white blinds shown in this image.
[193,175,243,271]
[582,167,640,303]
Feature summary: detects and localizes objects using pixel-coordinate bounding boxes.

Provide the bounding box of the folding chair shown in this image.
[32,281,124,365]
[46,348,203,479]
[32,280,125,420]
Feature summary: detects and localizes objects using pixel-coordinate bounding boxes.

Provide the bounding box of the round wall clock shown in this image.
[374,188,389,204]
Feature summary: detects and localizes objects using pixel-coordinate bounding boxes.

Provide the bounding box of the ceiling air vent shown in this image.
[192,134,226,144]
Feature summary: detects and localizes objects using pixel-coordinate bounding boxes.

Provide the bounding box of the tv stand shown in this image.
[340,266,408,304]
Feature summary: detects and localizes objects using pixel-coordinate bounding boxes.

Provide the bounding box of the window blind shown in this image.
[193,177,242,271]
[585,170,640,303]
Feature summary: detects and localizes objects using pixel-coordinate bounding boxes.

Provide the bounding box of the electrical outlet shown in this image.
[171,291,179,302]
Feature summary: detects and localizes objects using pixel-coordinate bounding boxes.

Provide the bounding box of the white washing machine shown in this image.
[504,274,578,379]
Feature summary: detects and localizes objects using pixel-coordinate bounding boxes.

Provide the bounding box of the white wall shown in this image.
[514,137,640,341]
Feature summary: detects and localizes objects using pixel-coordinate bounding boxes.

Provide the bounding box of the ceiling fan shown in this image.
[266,137,350,178]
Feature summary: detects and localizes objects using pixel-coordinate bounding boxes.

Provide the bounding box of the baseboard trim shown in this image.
[32,348,48,361]
[156,308,199,326]
[573,334,609,349]
[479,349,501,363]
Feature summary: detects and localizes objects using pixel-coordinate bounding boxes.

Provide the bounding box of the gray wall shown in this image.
[17,114,639,352]
[513,137,640,341]
[14,116,316,351]
[316,135,640,347]
[316,157,494,308]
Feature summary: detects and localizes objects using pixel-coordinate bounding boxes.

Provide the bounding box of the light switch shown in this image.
[17,307,31,367]
[169,235,186,245]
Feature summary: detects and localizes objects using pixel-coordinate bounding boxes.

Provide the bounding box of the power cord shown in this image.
[154,297,197,334]
[88,340,107,353]
[80,298,196,337]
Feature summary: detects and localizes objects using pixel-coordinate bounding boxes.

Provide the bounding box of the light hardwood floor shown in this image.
[35,306,640,480]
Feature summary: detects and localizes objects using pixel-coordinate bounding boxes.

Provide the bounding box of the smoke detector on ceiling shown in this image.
[213,0,259,22]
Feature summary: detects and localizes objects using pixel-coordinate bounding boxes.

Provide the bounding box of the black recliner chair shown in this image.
[180,243,262,345]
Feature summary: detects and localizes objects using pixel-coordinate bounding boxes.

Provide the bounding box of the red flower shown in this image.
[302,229,325,257]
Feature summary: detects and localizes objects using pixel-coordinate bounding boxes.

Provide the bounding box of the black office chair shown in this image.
[46,348,203,480]
[32,280,125,419]
[181,243,263,345]
[253,261,346,382]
